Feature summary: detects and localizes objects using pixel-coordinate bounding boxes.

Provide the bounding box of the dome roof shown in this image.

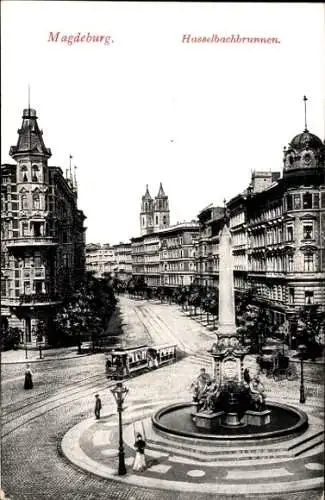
[289,130,323,150]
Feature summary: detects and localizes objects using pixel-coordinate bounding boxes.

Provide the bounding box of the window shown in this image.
[21,194,28,210]
[155,216,158,225]
[34,281,43,294]
[287,195,293,211]
[22,222,28,237]
[163,215,167,225]
[321,192,325,208]
[24,282,31,294]
[303,224,313,240]
[313,194,319,208]
[287,225,294,242]
[33,194,40,209]
[293,194,301,210]
[288,254,294,272]
[305,291,314,305]
[303,192,313,209]
[304,253,314,272]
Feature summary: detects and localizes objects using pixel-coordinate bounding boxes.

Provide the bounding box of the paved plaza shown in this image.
[1,298,324,499]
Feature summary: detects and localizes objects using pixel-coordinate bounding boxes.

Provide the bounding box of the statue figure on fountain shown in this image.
[191,369,222,413]
[249,376,266,411]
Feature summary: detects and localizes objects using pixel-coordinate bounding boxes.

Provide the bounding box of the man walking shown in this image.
[94,394,102,420]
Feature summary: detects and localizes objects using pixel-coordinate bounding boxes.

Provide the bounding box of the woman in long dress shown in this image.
[24,365,33,390]
[132,433,146,472]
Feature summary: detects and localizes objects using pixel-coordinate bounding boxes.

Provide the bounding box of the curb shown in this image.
[61,416,324,496]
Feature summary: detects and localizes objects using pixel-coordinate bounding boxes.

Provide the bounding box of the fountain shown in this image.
[152,222,308,443]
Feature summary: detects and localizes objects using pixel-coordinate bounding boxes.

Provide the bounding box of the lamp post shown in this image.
[298,344,307,404]
[111,381,129,475]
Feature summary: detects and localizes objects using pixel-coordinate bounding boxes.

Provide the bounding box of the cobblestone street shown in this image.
[1,298,324,500]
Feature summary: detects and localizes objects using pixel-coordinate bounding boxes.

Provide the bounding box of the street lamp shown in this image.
[110,381,129,475]
[298,344,307,404]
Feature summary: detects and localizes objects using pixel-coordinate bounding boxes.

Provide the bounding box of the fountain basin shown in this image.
[152,401,308,442]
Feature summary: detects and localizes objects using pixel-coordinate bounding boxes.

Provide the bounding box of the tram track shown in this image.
[1,373,107,420]
[1,376,115,439]
[1,372,105,417]
[134,301,210,356]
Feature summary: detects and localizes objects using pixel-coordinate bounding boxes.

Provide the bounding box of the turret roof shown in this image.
[9,108,51,158]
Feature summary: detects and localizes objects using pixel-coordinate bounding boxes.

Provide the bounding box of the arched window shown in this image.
[21,165,28,182]
[32,165,39,182]
[33,194,40,210]
[21,194,28,210]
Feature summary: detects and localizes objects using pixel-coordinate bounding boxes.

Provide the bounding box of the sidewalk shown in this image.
[0,346,96,364]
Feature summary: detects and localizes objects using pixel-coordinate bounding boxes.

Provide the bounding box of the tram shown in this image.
[105,343,177,379]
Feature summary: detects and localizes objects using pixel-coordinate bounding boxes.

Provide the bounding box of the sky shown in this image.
[1,2,324,245]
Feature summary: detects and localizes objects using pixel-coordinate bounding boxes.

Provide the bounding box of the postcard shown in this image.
[1,2,324,499]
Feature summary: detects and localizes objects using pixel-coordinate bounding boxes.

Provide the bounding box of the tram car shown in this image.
[105,343,177,379]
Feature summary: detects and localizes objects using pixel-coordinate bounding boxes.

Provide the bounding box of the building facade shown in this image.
[131,223,200,288]
[85,243,116,277]
[112,242,132,282]
[195,205,225,288]
[1,107,86,344]
[159,222,200,287]
[195,126,325,327]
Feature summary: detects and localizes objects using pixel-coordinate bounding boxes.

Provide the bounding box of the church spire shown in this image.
[143,184,152,200]
[156,182,166,198]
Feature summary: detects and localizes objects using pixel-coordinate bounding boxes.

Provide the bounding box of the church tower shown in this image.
[153,183,170,231]
[140,185,154,235]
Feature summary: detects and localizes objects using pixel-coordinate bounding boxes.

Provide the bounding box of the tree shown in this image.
[295,305,325,360]
[0,326,21,351]
[54,272,117,351]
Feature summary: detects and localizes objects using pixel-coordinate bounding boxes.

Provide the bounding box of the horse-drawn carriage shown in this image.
[257,344,297,381]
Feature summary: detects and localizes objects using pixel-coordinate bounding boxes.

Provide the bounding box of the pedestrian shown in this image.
[132,433,146,472]
[24,365,33,390]
[94,394,102,420]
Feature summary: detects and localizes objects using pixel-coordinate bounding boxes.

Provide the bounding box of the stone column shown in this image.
[218,224,236,336]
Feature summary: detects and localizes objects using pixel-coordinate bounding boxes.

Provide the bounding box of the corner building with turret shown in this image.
[196,120,325,342]
[1,107,86,345]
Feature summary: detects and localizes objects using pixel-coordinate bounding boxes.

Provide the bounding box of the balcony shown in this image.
[5,236,58,248]
[2,293,62,307]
